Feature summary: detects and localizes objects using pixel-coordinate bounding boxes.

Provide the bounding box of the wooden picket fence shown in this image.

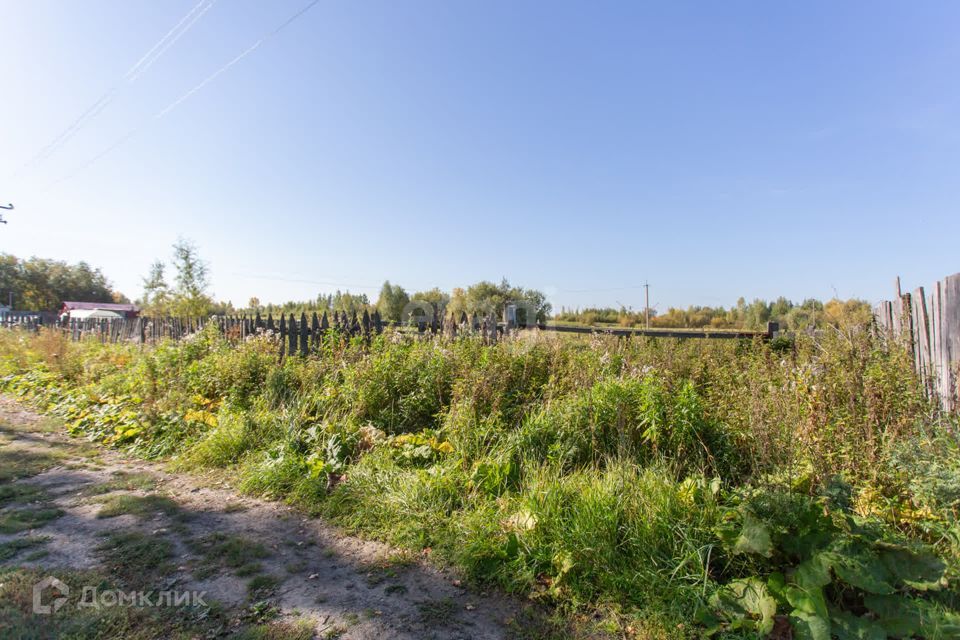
[1,307,774,353]
[1,309,508,352]
[874,272,960,412]
[0,311,58,328]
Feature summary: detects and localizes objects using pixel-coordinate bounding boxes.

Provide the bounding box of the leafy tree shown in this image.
[744,299,772,331]
[0,253,120,311]
[823,298,872,329]
[783,299,823,332]
[446,287,468,319]
[410,287,450,321]
[144,239,215,317]
[330,290,370,314]
[451,279,551,322]
[376,281,410,322]
[139,260,171,316]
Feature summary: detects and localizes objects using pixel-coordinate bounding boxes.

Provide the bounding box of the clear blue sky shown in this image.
[2,1,959,311]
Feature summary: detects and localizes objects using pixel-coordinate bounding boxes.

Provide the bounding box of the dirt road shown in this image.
[0,395,547,639]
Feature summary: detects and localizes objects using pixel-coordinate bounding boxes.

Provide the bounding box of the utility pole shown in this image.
[644,281,650,329]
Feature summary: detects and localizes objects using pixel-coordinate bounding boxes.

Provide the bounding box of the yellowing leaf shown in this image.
[504,510,537,532]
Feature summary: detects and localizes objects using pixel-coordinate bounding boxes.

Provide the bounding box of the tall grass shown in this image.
[1,325,956,637]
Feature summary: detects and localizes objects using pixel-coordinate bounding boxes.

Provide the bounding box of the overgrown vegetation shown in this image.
[554,297,873,332]
[1,324,958,638]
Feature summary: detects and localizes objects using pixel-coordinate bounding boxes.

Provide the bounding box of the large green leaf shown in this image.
[733,513,774,557]
[830,609,887,640]
[795,552,832,589]
[863,594,923,637]
[785,584,829,619]
[878,545,946,592]
[866,595,960,639]
[767,571,786,598]
[712,578,777,635]
[790,610,831,640]
[828,542,895,595]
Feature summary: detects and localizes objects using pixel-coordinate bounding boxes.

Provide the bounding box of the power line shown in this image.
[125,0,217,83]
[47,0,321,190]
[154,38,263,120]
[29,0,217,166]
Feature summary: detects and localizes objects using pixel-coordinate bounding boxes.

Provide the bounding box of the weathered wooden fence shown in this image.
[874,273,960,412]
[1,309,775,359]
[0,311,58,329]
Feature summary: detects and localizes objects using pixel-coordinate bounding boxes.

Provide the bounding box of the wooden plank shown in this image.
[913,287,931,394]
[288,313,297,355]
[892,294,903,340]
[299,312,308,356]
[941,273,960,412]
[311,312,320,350]
[931,282,943,407]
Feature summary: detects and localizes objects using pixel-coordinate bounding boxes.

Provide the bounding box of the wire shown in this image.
[47,0,321,190]
[125,0,217,83]
[154,38,263,120]
[29,0,217,166]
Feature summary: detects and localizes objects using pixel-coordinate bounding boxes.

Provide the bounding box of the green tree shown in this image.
[170,239,214,317]
[823,298,872,329]
[410,287,450,319]
[376,281,410,322]
[460,279,551,322]
[330,290,371,314]
[139,260,171,316]
[0,253,119,311]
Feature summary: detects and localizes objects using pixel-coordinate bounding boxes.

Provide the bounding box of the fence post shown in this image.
[299,312,309,357]
[766,321,779,340]
[311,312,320,352]
[288,313,297,356]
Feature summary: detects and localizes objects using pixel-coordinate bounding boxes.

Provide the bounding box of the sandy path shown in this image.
[0,395,536,639]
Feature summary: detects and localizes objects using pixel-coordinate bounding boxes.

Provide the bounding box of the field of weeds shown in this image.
[2,326,959,638]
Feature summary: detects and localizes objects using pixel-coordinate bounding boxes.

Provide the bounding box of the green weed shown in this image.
[0,535,49,561]
[2,324,957,637]
[0,506,63,533]
[96,494,184,520]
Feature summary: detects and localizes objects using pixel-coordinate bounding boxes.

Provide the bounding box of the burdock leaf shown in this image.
[712,578,777,635]
[734,513,774,558]
[878,546,945,591]
[830,609,887,640]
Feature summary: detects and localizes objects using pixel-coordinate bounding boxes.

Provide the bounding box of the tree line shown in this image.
[0,254,126,311]
[554,296,873,331]
[4,242,873,332]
